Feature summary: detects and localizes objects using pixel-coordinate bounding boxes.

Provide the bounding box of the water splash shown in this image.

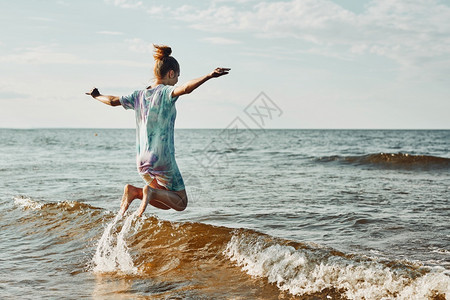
[92,212,139,274]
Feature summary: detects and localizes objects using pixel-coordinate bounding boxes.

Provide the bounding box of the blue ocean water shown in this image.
[0,129,449,299]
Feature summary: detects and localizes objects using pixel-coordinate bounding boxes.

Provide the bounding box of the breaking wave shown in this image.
[317,153,450,170]
[225,232,449,299]
[10,197,450,299]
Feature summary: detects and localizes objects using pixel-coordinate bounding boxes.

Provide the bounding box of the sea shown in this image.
[0,128,449,299]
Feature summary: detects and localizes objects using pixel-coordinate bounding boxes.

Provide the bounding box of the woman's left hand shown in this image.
[85,87,100,98]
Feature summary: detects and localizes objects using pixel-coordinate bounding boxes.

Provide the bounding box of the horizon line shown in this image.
[1,127,449,131]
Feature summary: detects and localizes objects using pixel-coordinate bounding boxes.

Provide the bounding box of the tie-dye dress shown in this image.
[120,84,185,191]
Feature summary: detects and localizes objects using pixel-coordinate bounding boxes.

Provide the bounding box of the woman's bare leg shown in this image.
[119,180,187,215]
[137,185,188,217]
[119,183,172,215]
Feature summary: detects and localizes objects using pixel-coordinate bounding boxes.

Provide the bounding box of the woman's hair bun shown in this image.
[152,44,179,79]
[153,44,172,60]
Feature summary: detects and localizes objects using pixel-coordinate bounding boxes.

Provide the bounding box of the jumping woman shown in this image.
[86,44,230,217]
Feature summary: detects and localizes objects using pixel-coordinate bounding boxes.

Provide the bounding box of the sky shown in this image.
[0,0,449,129]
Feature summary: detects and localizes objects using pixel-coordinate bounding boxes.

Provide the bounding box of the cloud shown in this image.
[353,1,450,65]
[0,91,30,100]
[170,1,356,36]
[0,45,85,65]
[202,37,241,45]
[107,0,450,73]
[97,31,124,35]
[56,0,69,6]
[146,5,166,15]
[212,0,259,4]
[0,44,145,67]
[105,0,143,9]
[126,38,154,53]
[28,17,55,22]
[173,5,241,32]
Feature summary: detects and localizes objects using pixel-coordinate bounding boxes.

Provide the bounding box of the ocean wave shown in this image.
[13,196,101,212]
[9,198,450,299]
[14,196,45,210]
[317,153,450,170]
[225,232,449,299]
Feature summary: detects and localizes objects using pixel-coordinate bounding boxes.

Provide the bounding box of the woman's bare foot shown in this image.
[119,184,143,215]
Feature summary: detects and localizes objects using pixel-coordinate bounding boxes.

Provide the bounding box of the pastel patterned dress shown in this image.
[120,85,185,191]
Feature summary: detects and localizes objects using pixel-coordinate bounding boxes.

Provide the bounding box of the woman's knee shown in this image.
[177,195,188,211]
[124,184,142,198]
[124,184,131,192]
[143,185,154,197]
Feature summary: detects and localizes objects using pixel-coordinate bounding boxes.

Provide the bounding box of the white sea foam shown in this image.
[224,234,450,299]
[14,196,43,210]
[92,212,139,274]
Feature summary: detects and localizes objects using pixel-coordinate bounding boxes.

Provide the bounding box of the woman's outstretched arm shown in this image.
[172,67,230,97]
[85,87,121,106]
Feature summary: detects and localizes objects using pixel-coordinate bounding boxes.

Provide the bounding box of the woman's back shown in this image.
[121,84,183,191]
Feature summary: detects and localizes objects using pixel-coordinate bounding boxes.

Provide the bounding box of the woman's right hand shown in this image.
[172,68,231,97]
[85,87,100,98]
[210,67,231,78]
